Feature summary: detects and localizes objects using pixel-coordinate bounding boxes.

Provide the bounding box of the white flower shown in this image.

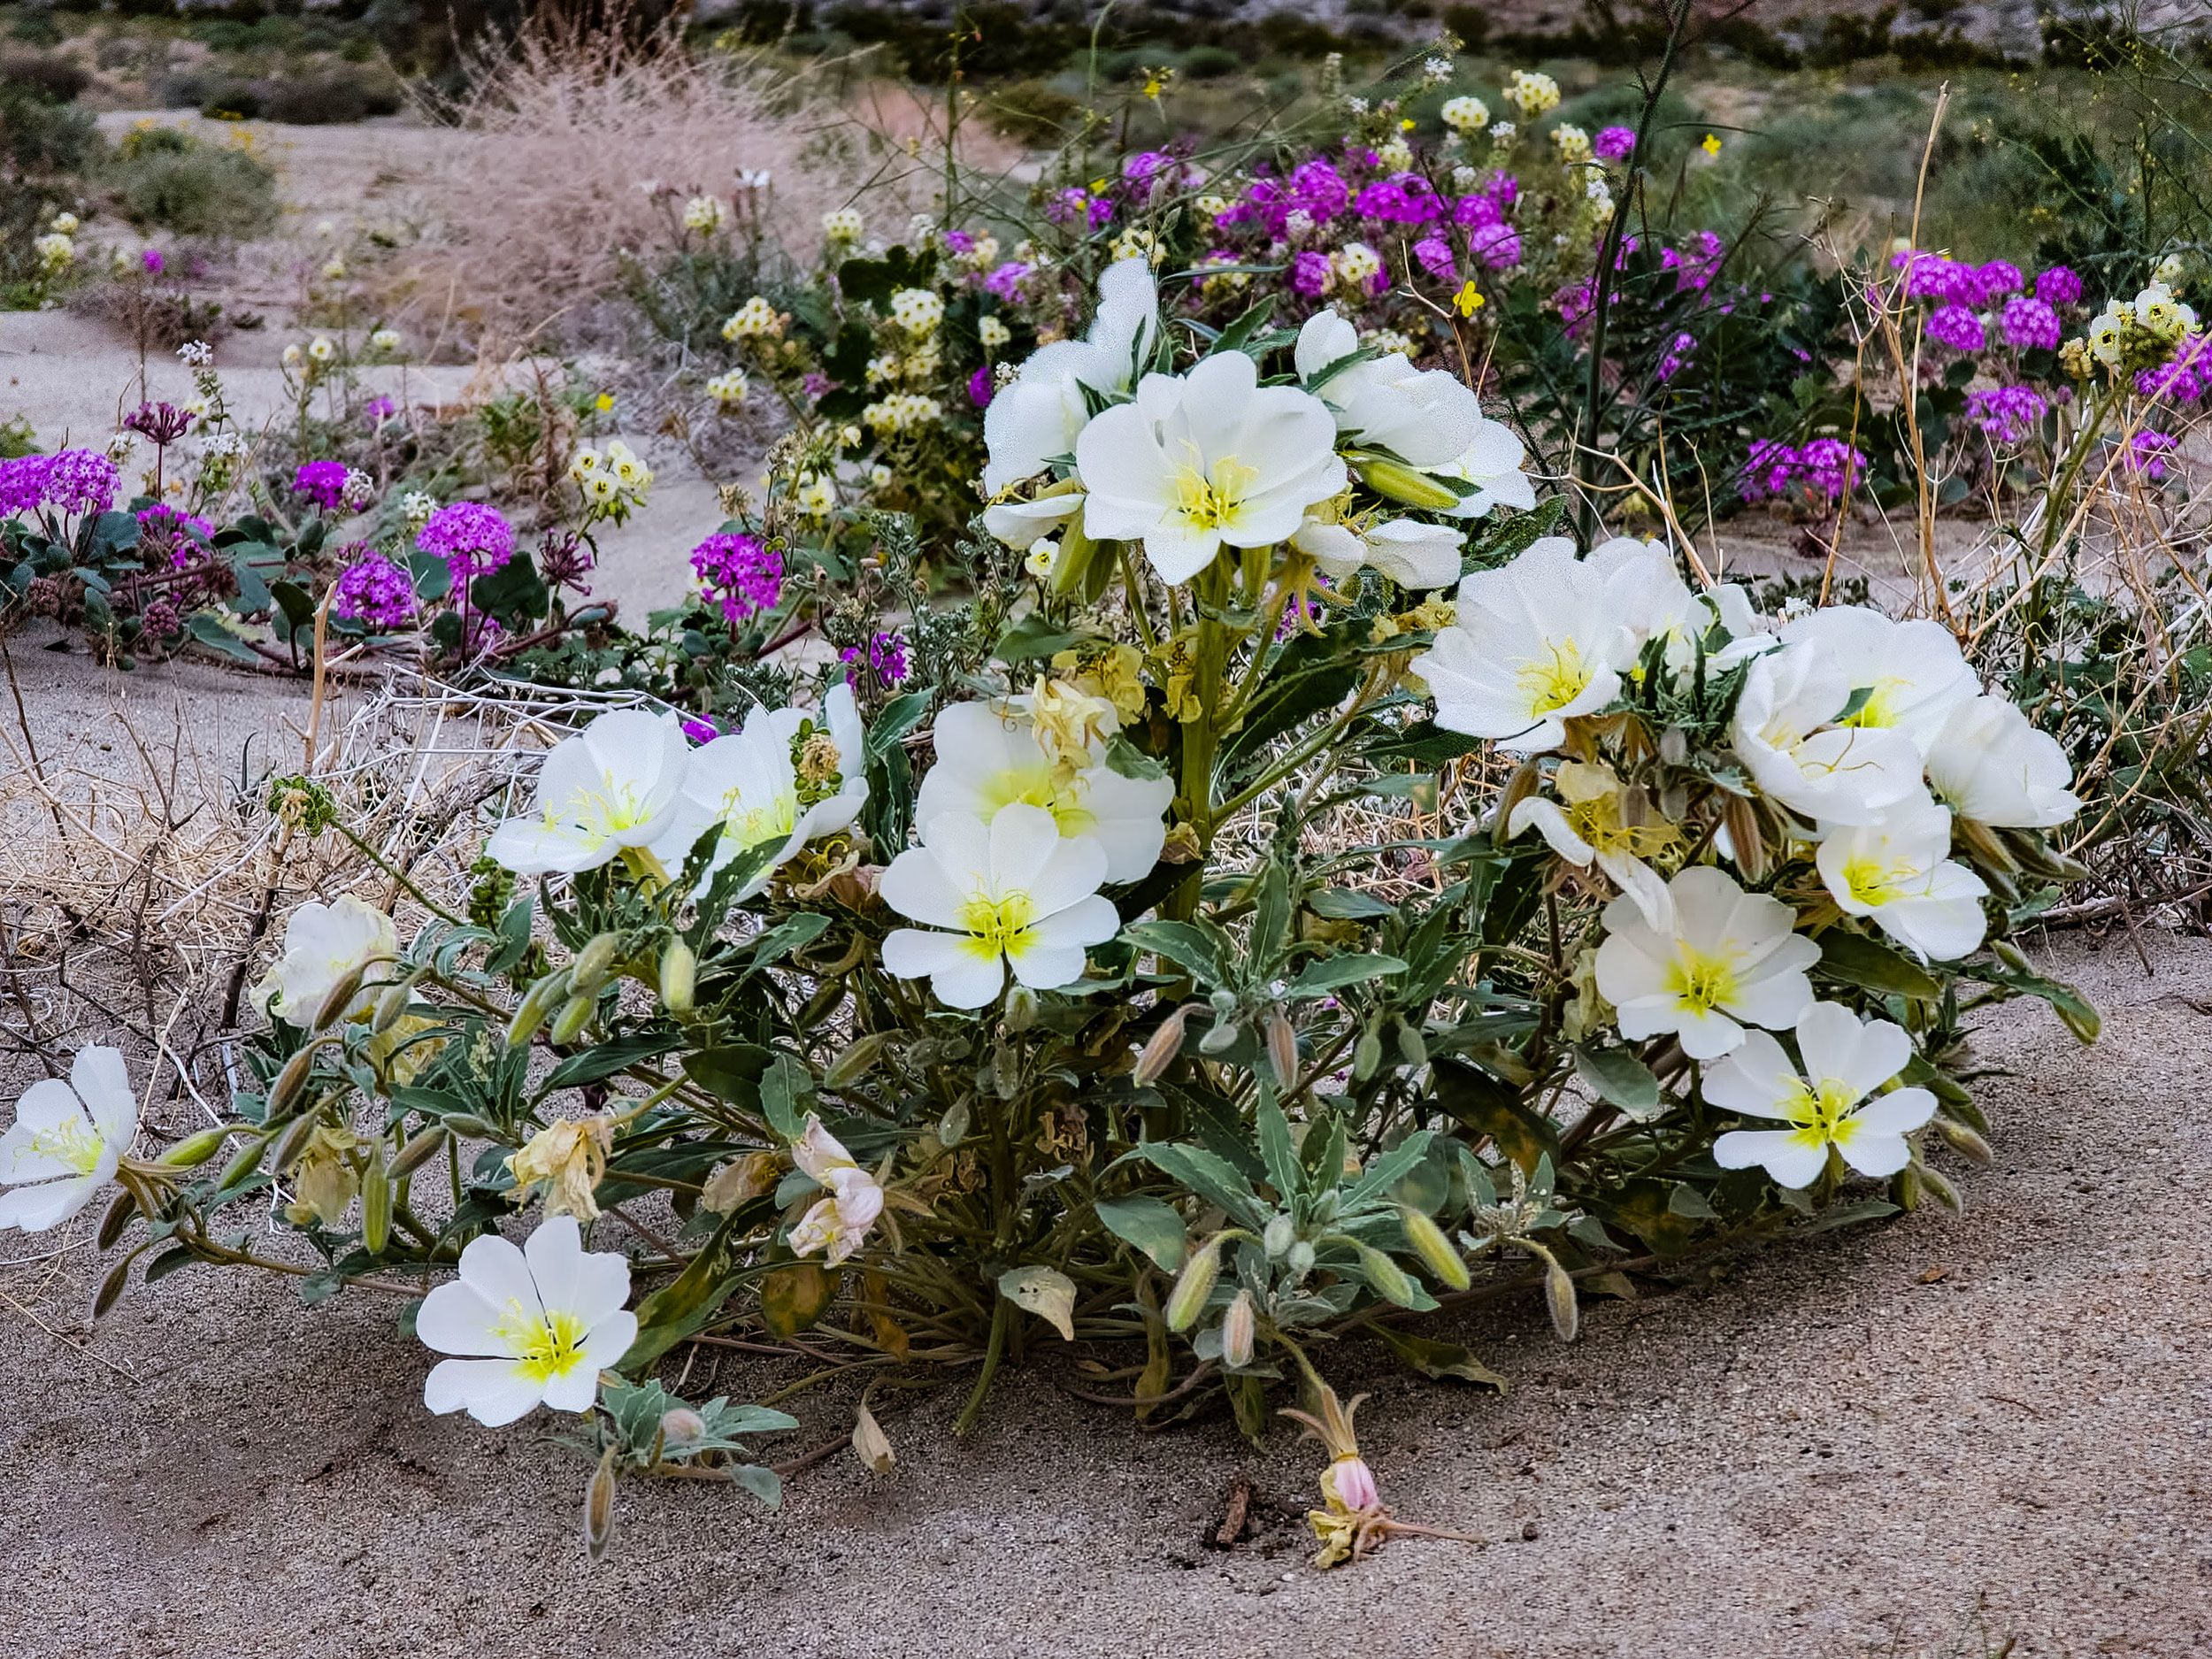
[33,232,73,271]
[487,709,691,875]
[979,314,1010,349]
[1506,759,1675,929]
[0,1048,135,1233]
[983,257,1159,494]
[1594,864,1818,1060]
[1777,606,1978,752]
[1432,419,1537,518]
[1024,541,1057,579]
[721,296,784,342]
[888,287,945,335]
[706,368,749,408]
[1729,643,1926,826]
[307,336,335,363]
[1924,695,2080,829]
[681,194,726,233]
[1294,311,1479,468]
[1816,793,1988,962]
[981,490,1085,551]
[787,1116,884,1265]
[400,489,436,527]
[915,698,1170,882]
[1376,137,1413,173]
[1293,514,1463,590]
[823,206,864,241]
[1413,537,1632,753]
[1709,1002,1936,1186]
[49,211,78,234]
[256,894,396,1026]
[1502,68,1561,117]
[281,343,303,368]
[177,341,213,368]
[1333,242,1382,288]
[321,257,348,281]
[1441,94,1490,134]
[418,1216,636,1427]
[879,806,1121,1009]
[369,326,402,355]
[1076,350,1346,584]
[649,685,868,895]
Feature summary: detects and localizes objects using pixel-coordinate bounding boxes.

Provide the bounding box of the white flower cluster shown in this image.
[1551,123,1591,164]
[706,367,750,410]
[2085,280,2200,365]
[721,295,785,342]
[862,392,942,436]
[569,438,654,518]
[887,286,945,335]
[681,194,727,234]
[1440,95,1491,136]
[823,206,865,242]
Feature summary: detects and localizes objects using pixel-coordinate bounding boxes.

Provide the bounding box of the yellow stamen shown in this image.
[1664,945,1740,1015]
[1514,641,1593,715]
[496,1305,591,1383]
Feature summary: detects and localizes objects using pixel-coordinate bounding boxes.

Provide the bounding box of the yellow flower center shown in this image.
[718,784,797,851]
[958,888,1038,959]
[1172,454,1259,532]
[1781,1079,1862,1150]
[1664,945,1740,1015]
[1839,853,1913,907]
[979,764,1095,839]
[27,1117,104,1175]
[1514,640,1594,715]
[498,1305,592,1384]
[1837,678,1908,730]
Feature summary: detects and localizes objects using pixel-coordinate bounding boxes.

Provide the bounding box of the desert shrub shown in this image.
[0,45,85,100]
[197,66,405,123]
[983,78,1080,143]
[1180,42,1239,80]
[105,128,280,239]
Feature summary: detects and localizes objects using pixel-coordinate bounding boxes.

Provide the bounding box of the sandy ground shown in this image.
[0,650,2206,1659]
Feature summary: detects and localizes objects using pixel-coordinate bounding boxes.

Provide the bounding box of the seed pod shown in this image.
[1355,1242,1419,1308]
[215,1133,270,1194]
[91,1255,134,1320]
[1723,794,1768,883]
[1399,1205,1472,1292]
[1356,456,1459,511]
[158,1125,231,1167]
[272,1106,325,1171]
[548,992,595,1046]
[796,978,846,1028]
[825,1031,890,1089]
[1492,758,1542,848]
[1936,1117,1993,1166]
[311,964,370,1033]
[1221,1288,1256,1369]
[1133,1006,1191,1085]
[583,1445,618,1563]
[1394,1019,1427,1070]
[571,932,623,995]
[1542,1249,1579,1341]
[442,1113,500,1141]
[1164,1235,1224,1333]
[389,1123,450,1179]
[1002,984,1038,1033]
[1263,1009,1299,1089]
[1263,1212,1295,1260]
[505,970,571,1048]
[360,1143,392,1255]
[267,1044,318,1119]
[658,937,696,1018]
[96,1188,137,1249]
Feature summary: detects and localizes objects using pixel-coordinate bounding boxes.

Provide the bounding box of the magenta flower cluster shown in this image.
[689,531,784,626]
[2137,334,2212,404]
[1593,127,1638,163]
[841,629,910,687]
[331,549,417,629]
[2000,296,2062,351]
[1740,438,1868,503]
[416,501,515,581]
[1891,250,2024,307]
[1925,303,1986,353]
[293,460,350,511]
[2129,431,2177,481]
[1966,385,2049,445]
[0,449,120,519]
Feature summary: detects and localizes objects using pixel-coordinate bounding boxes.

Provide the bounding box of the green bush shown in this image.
[1180,42,1239,80]
[0,46,86,101]
[107,137,280,239]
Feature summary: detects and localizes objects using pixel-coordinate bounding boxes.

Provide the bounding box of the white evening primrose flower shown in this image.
[307,336,335,364]
[915,697,1171,882]
[256,894,397,1026]
[1729,642,1926,826]
[1293,512,1464,590]
[787,1116,884,1265]
[1709,1002,1936,1186]
[0,1048,135,1233]
[1024,541,1057,580]
[681,194,726,233]
[879,805,1121,1009]
[649,684,868,895]
[418,1216,636,1428]
[487,708,691,876]
[1294,310,1480,468]
[1593,864,1818,1060]
[1778,605,1978,752]
[1432,417,1537,518]
[1924,695,2080,829]
[1506,758,1677,929]
[1076,349,1346,584]
[282,342,304,369]
[1815,792,1989,962]
[1413,537,1632,753]
[984,257,1160,494]
[982,490,1086,550]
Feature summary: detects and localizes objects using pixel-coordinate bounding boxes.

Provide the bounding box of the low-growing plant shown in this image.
[104,122,280,240]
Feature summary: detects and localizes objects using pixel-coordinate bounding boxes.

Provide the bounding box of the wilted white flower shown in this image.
[1506,758,1675,929]
[880,806,1120,1009]
[1709,1002,1936,1186]
[1593,865,1817,1060]
[787,1116,884,1265]
[487,709,691,876]
[1815,793,1989,962]
[0,1048,135,1233]
[418,1217,636,1427]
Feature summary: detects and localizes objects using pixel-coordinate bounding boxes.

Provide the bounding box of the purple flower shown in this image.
[293,459,350,511]
[1287,157,1350,225]
[363,395,396,426]
[1593,126,1637,163]
[689,531,783,626]
[802,372,833,401]
[1966,384,2048,444]
[1087,197,1114,231]
[1655,331,1696,383]
[968,365,995,407]
[2129,431,2177,481]
[2137,342,2208,405]
[142,247,166,275]
[2000,296,2061,352]
[42,449,119,517]
[1740,438,1866,503]
[1466,221,1521,270]
[1288,250,1332,297]
[1892,250,1974,303]
[0,455,49,516]
[841,629,909,687]
[680,716,718,744]
[1353,173,1444,225]
[2034,265,2083,307]
[943,228,976,255]
[1924,303,1985,353]
[330,549,417,630]
[136,503,214,546]
[416,501,515,581]
[1972,260,2024,304]
[124,401,192,445]
[1412,234,1456,283]
[984,261,1033,303]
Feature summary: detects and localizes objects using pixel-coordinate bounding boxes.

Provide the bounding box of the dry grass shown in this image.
[391,16,872,349]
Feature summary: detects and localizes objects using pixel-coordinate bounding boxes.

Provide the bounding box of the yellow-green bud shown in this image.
[1048,517,1101,598]
[1399,1205,1471,1291]
[1263,1009,1299,1089]
[372,976,415,1034]
[215,1133,270,1194]
[361,1146,392,1255]
[311,964,370,1032]
[1355,1242,1419,1308]
[658,937,696,1018]
[506,970,571,1048]
[825,1031,892,1089]
[159,1125,233,1167]
[96,1188,136,1249]
[572,932,623,993]
[91,1255,133,1320]
[583,1446,618,1563]
[268,1044,317,1119]
[1543,1250,1579,1341]
[1936,1117,1993,1166]
[1164,1235,1224,1332]
[548,992,595,1046]
[1221,1288,1256,1369]
[389,1123,450,1179]
[1356,456,1461,511]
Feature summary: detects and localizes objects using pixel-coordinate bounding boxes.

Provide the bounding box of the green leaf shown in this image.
[1120,919,1225,984]
[1375,1326,1508,1391]
[681,1044,773,1110]
[1287,953,1408,998]
[759,1054,812,1141]
[1129,1141,1266,1227]
[544,1033,682,1092]
[1815,929,1941,1000]
[1256,1097,1300,1201]
[1342,1129,1435,1210]
[620,1206,756,1373]
[1801,1197,1902,1235]
[1430,1056,1557,1178]
[867,689,933,758]
[183,611,261,664]
[1093,1194,1188,1271]
[993,611,1082,663]
[1306,887,1398,920]
[1573,1044,1663,1121]
[747,912,832,969]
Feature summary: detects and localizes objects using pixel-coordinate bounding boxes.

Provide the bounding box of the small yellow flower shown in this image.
[1399,117,1416,132]
[1701,134,1723,157]
[1454,280,1486,317]
[595,392,615,412]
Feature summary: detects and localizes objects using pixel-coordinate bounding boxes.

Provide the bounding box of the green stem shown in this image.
[953,1294,1010,1435]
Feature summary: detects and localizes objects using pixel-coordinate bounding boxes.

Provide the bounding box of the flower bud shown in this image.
[1002,984,1038,1033]
[268,1044,317,1119]
[825,1031,891,1088]
[96,1188,136,1248]
[1356,456,1460,511]
[311,964,370,1032]
[506,970,571,1048]
[372,976,414,1034]
[1493,758,1542,849]
[159,1125,232,1167]
[1399,1205,1471,1291]
[1263,1008,1299,1088]
[1936,1117,1993,1166]
[1355,1242,1419,1308]
[1543,1251,1579,1341]
[1134,1006,1191,1084]
[1327,1453,1379,1512]
[548,991,595,1046]
[1919,1163,1964,1213]
[1286,1239,1317,1278]
[360,1144,392,1255]
[1221,1288,1257,1368]
[571,931,623,993]
[1198,1016,1241,1056]
[658,1407,707,1448]
[583,1446,618,1563]
[1353,1025,1385,1081]
[1047,518,1101,598]
[1394,1019,1427,1069]
[1164,1234,1224,1332]
[91,1255,133,1320]
[215,1133,270,1194]
[1263,1212,1295,1259]
[389,1123,450,1179]
[658,937,696,1018]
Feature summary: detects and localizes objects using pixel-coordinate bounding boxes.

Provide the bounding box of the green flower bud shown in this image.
[96,1188,136,1249]
[159,1125,233,1167]
[572,932,623,994]
[506,970,571,1048]
[1221,1288,1256,1369]
[1399,1205,1471,1292]
[361,1145,392,1255]
[1356,456,1461,511]
[1263,1212,1295,1259]
[1164,1235,1225,1333]
[658,937,696,1018]
[389,1123,450,1179]
[1355,1242,1419,1308]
